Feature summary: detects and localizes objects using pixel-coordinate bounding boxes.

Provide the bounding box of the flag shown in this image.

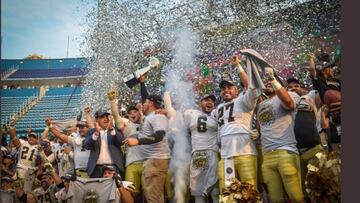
[240,49,283,89]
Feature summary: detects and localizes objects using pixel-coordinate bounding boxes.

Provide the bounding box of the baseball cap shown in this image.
[219,73,236,88]
[317,60,335,70]
[146,94,163,108]
[28,132,38,138]
[76,120,88,127]
[1,176,13,182]
[94,109,111,118]
[37,171,52,180]
[61,173,73,181]
[127,105,139,113]
[102,165,116,175]
[286,78,300,85]
[200,94,216,102]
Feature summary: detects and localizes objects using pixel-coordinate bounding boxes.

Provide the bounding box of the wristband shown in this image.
[236,64,245,73]
[271,79,282,91]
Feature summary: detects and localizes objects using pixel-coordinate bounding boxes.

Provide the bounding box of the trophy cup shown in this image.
[123,57,160,89]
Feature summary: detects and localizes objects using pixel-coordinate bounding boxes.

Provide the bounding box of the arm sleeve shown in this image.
[241,88,262,110]
[138,115,168,145]
[138,130,166,145]
[140,82,149,103]
[84,128,96,150]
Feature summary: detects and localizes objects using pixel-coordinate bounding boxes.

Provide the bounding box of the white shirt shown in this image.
[92,129,114,165]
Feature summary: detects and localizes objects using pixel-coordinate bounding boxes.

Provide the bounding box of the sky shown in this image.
[1,0,94,59]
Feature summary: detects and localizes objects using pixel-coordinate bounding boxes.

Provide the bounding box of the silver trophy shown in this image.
[123,57,160,89]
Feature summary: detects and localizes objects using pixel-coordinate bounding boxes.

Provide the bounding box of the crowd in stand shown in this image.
[0,51,341,203]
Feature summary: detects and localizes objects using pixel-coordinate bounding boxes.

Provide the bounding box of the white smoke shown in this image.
[163,26,198,203]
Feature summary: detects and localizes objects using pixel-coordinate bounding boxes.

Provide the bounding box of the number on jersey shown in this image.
[21,146,36,161]
[217,102,235,127]
[197,116,207,132]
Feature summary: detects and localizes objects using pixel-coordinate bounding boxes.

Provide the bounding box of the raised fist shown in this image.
[264,67,275,81]
[84,107,92,114]
[45,118,52,127]
[230,55,241,66]
[309,52,316,60]
[107,90,117,101]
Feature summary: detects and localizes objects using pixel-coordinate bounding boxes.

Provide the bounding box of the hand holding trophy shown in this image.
[123,57,160,88]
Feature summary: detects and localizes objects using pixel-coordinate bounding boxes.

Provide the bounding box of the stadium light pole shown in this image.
[66,36,70,58]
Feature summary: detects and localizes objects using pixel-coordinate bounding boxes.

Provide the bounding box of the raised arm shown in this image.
[45,118,71,144]
[307,52,318,79]
[139,75,149,103]
[108,89,127,131]
[264,67,296,110]
[84,107,95,129]
[136,102,145,124]
[9,127,20,148]
[163,91,176,119]
[41,125,51,142]
[231,54,249,90]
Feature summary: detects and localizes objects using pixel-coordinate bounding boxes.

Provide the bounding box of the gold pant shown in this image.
[218,155,258,193]
[125,162,144,193]
[262,150,304,203]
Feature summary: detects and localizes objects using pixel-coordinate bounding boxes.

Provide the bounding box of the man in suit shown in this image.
[84,109,126,178]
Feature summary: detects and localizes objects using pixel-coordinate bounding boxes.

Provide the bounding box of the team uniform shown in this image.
[214,88,261,192]
[184,109,219,197]
[257,91,304,202]
[139,112,170,203]
[122,118,145,193]
[48,144,74,177]
[15,140,40,193]
[67,133,91,178]
[32,184,58,203]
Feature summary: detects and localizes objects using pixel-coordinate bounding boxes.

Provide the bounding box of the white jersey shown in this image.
[184,109,219,153]
[68,134,90,170]
[32,184,58,203]
[54,144,74,177]
[123,118,144,166]
[257,91,300,153]
[214,89,261,158]
[16,140,39,170]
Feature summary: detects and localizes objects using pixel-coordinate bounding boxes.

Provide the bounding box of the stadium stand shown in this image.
[1,57,86,137]
[14,89,82,134]
[8,68,85,79]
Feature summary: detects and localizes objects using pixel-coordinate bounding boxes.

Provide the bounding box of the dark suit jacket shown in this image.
[84,128,125,176]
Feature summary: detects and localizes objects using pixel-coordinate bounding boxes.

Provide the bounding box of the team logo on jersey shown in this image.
[192,151,209,169]
[83,189,98,203]
[258,106,275,126]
